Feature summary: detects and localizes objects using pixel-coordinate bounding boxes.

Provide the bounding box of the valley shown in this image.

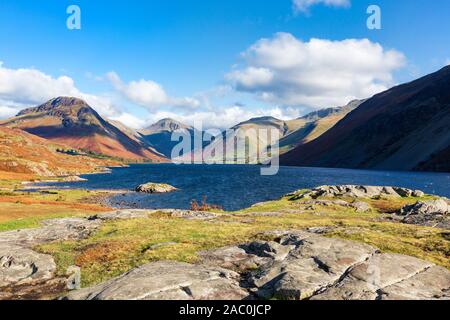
[0,66,449,301]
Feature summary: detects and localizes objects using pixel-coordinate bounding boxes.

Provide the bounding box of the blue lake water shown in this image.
[37,164,450,211]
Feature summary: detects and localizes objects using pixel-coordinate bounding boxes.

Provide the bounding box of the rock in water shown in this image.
[61,261,248,300]
[135,183,177,194]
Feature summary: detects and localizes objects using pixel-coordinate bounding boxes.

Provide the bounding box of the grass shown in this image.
[36,194,449,288]
[0,189,111,231]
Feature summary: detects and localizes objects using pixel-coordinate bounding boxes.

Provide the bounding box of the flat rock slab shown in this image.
[380,265,450,300]
[90,210,150,221]
[0,244,56,288]
[247,232,377,300]
[156,209,222,220]
[62,261,248,300]
[199,245,272,273]
[311,253,436,300]
[0,218,101,247]
[201,230,450,301]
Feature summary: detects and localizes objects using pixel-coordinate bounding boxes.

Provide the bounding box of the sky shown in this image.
[0,0,449,129]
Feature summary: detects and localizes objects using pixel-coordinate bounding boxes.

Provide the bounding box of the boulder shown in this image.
[400,199,449,216]
[0,244,56,288]
[398,199,449,228]
[413,190,425,197]
[61,261,248,300]
[135,183,177,194]
[351,201,371,213]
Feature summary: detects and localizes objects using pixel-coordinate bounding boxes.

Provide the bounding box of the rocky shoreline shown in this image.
[1,185,449,300]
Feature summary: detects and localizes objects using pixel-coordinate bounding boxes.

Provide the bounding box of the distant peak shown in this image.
[158,118,181,124]
[298,99,364,122]
[238,116,281,125]
[48,97,89,107]
[249,116,280,122]
[144,118,191,133]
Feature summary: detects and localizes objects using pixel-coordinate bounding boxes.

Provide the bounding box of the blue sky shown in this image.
[0,0,449,128]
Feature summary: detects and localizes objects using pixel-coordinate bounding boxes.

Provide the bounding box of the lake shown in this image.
[35,164,450,211]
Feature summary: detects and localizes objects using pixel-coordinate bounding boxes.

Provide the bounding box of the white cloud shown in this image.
[226,33,406,108]
[143,105,299,130]
[0,105,18,118]
[110,112,146,129]
[0,62,118,118]
[107,72,200,110]
[446,59,450,66]
[293,0,350,13]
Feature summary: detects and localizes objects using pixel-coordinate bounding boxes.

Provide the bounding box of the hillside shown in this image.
[183,116,305,164]
[0,97,166,162]
[280,66,450,172]
[0,126,119,179]
[279,100,363,153]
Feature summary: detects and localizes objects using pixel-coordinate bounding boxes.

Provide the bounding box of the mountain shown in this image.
[182,116,306,164]
[0,126,119,179]
[141,118,192,134]
[280,66,450,172]
[278,100,363,153]
[138,118,204,158]
[0,97,166,162]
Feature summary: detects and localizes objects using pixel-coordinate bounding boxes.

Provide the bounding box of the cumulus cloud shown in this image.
[107,72,200,110]
[293,0,351,13]
[0,62,118,118]
[226,33,406,108]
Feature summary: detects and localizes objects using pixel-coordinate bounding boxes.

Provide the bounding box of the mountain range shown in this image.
[138,118,206,158]
[0,66,448,173]
[280,66,450,172]
[278,99,363,154]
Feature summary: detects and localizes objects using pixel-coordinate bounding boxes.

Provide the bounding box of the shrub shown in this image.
[190,196,222,211]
